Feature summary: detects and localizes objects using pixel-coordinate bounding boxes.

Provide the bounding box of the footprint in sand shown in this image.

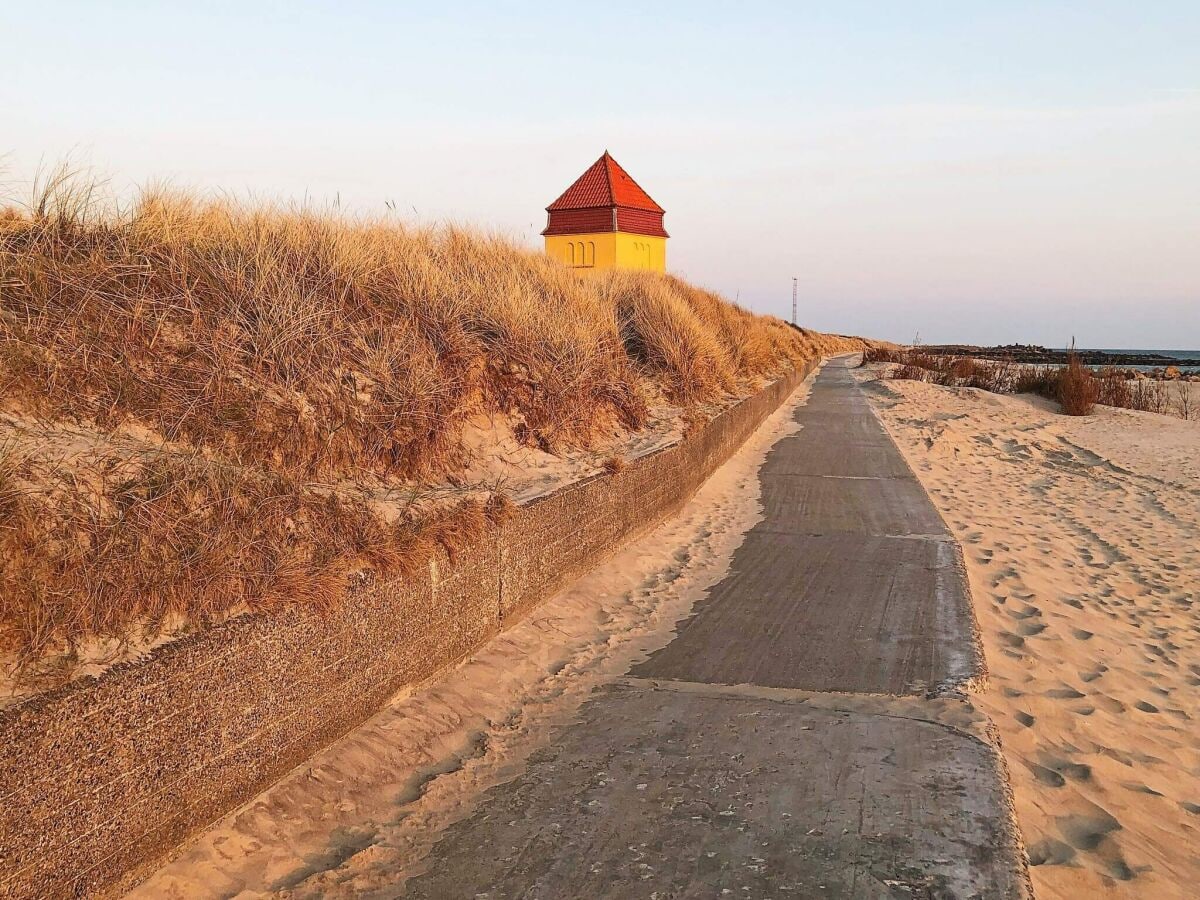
[1026,837,1077,866]
[1056,806,1121,852]
[1027,763,1067,788]
[1098,746,1135,767]
[1121,781,1164,797]
[1037,754,1093,784]
[1045,686,1086,700]
[997,631,1025,649]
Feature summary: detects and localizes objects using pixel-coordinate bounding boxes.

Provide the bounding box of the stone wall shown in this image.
[0,360,815,900]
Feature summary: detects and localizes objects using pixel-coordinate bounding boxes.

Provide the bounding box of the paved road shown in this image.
[406,358,1029,899]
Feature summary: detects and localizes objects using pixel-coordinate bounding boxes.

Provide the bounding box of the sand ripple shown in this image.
[861,372,1200,900]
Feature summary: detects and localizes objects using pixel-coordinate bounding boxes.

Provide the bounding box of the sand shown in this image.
[125,368,822,899]
[856,365,1200,900]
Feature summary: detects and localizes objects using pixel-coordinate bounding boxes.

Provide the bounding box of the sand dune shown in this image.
[858,367,1200,900]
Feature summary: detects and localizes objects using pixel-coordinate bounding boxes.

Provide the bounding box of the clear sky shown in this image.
[6,1,1199,347]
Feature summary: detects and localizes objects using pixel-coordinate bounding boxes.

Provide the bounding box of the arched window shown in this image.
[568,242,575,266]
[586,241,595,266]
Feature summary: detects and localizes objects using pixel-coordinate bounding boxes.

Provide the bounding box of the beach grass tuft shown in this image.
[1058,350,1099,416]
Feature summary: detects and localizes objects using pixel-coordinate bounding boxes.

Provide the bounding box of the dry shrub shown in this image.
[894,363,934,382]
[1129,378,1170,415]
[949,357,978,380]
[680,409,710,440]
[1009,366,1056,398]
[1175,381,1194,420]
[1090,367,1176,415]
[1096,368,1132,408]
[1019,364,1179,417]
[864,346,907,364]
[0,443,508,662]
[872,346,1191,421]
[1058,353,1099,416]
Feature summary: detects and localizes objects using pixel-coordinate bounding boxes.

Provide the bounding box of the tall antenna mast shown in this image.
[792,277,798,325]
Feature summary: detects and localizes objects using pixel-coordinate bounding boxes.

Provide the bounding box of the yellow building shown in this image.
[542,151,668,273]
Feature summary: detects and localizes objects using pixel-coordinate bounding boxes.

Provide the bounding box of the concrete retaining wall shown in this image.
[0,359,815,899]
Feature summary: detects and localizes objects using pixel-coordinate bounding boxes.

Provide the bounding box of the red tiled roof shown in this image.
[546,152,665,214]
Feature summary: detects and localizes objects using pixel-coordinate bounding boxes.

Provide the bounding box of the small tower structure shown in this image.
[542,152,667,272]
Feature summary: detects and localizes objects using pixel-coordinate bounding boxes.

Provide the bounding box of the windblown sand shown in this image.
[126,369,822,899]
[858,367,1200,900]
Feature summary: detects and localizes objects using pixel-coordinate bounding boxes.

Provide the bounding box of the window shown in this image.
[568,240,593,268]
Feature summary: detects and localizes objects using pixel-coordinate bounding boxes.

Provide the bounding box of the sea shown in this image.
[1092,349,1200,374]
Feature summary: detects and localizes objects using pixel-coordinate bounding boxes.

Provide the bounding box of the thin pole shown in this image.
[792,277,797,325]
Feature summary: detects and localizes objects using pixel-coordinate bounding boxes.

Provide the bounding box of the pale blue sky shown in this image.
[6,2,1199,346]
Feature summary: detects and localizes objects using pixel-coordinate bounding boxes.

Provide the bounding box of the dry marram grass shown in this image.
[865,347,1186,419]
[0,175,873,672]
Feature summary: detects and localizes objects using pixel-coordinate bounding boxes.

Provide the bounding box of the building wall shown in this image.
[615,232,667,272]
[544,232,616,270]
[544,232,666,273]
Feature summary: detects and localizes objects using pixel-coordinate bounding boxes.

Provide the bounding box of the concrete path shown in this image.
[405,359,1029,899]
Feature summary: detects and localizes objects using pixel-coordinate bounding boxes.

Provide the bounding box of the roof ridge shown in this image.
[545,152,664,215]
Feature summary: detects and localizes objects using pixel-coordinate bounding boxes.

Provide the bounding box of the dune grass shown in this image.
[0,174,871,667]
